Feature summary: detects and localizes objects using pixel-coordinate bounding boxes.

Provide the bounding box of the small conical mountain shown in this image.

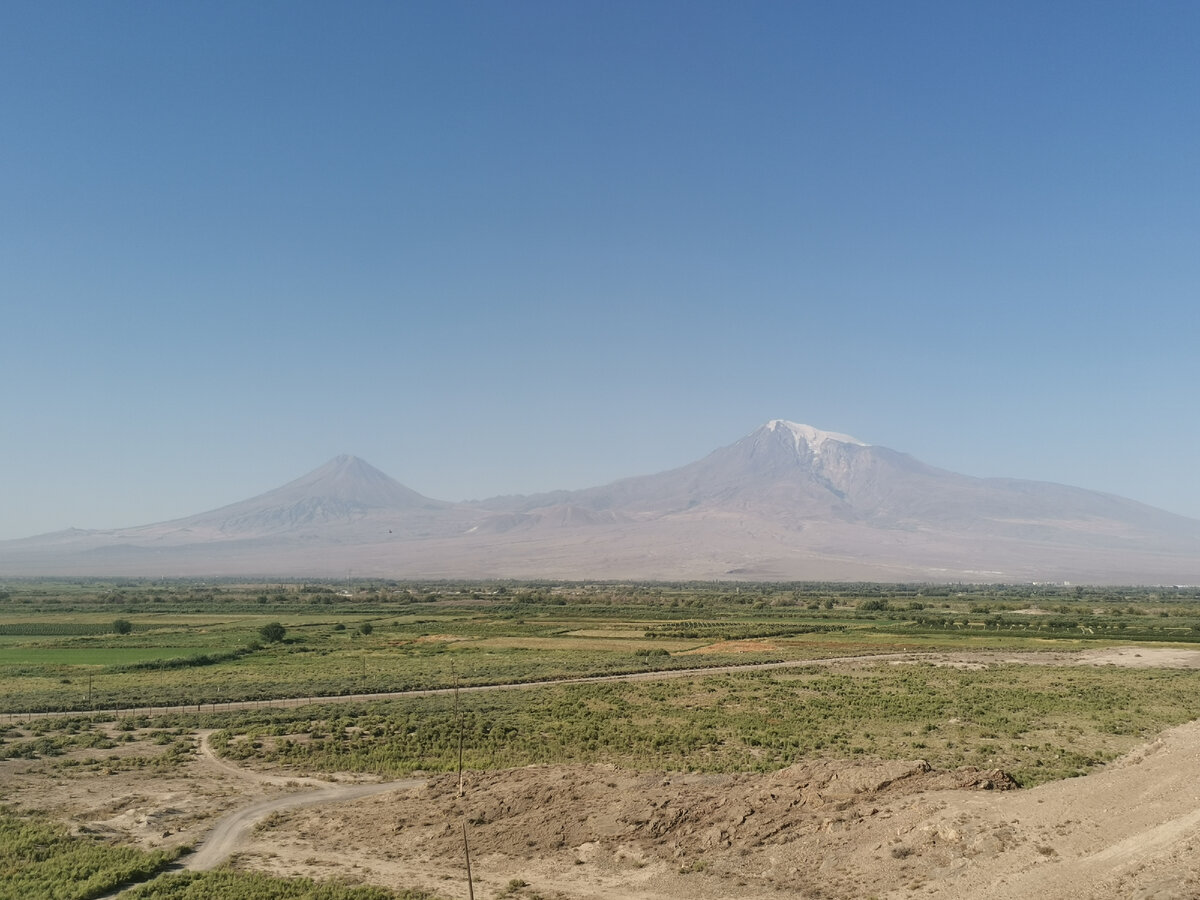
[173,455,447,536]
[0,456,467,577]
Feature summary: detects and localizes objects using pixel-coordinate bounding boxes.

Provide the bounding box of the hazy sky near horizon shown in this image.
[3,1,1199,541]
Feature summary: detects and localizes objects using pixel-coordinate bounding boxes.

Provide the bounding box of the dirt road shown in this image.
[186,731,423,870]
[185,780,419,870]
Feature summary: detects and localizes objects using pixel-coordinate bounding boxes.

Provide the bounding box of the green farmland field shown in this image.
[0,646,202,665]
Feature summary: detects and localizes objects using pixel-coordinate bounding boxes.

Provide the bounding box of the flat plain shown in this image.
[5,580,1200,898]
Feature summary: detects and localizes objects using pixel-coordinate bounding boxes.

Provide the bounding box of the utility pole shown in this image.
[462,821,475,900]
[454,668,464,797]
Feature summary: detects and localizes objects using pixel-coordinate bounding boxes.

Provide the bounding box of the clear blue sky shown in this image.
[4,1,1199,540]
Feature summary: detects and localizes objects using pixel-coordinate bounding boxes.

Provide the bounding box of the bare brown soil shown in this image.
[6,647,1200,899]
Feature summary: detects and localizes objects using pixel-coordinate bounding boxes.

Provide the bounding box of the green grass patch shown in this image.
[123,870,441,899]
[0,806,182,899]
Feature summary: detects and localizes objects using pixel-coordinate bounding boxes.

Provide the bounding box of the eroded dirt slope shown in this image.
[252,722,1200,900]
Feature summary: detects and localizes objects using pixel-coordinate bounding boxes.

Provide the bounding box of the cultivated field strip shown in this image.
[2,651,919,723]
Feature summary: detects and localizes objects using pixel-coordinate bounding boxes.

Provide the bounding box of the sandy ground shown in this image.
[6,647,1200,899]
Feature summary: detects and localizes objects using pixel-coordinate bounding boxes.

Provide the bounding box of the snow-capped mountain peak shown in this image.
[765,420,869,455]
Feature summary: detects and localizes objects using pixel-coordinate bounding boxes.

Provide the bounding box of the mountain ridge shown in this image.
[2,420,1198,584]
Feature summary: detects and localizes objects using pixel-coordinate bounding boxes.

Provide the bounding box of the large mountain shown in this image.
[3,421,1198,583]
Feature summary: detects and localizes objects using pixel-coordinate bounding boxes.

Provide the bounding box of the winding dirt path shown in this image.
[186,731,424,870]
[194,729,331,789]
[185,779,420,870]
